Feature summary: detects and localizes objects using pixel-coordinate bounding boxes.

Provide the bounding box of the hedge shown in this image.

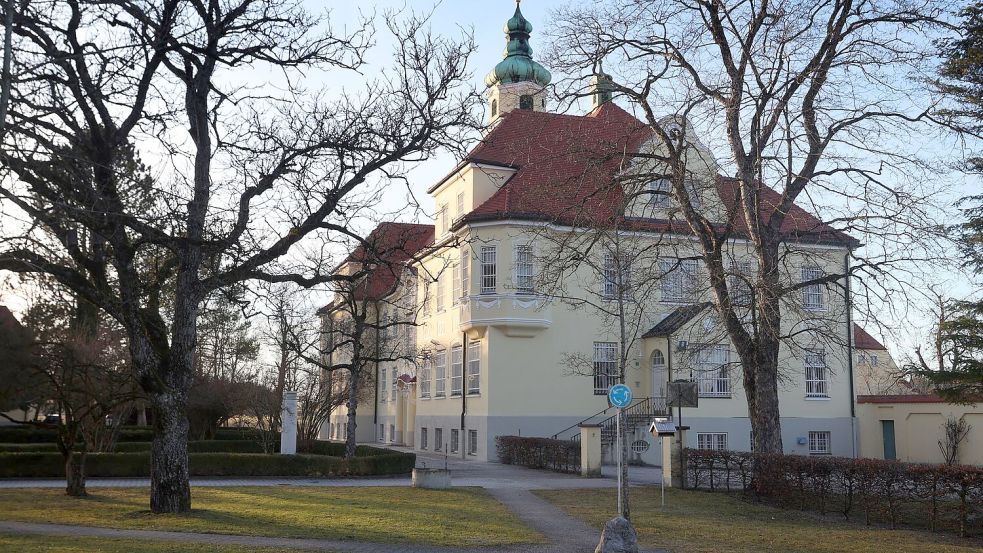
[0,440,269,454]
[0,426,269,444]
[495,436,580,474]
[0,449,415,479]
[685,448,983,537]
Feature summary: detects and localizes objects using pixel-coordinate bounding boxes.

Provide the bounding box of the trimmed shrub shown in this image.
[0,440,269,454]
[0,447,415,478]
[0,426,274,444]
[685,448,983,538]
[495,436,579,473]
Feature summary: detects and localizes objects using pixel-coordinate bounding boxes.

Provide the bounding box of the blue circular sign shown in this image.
[608,384,633,409]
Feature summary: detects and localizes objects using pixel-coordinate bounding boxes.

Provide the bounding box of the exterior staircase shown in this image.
[551,396,669,446]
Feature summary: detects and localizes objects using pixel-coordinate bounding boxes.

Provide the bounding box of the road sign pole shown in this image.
[616,407,623,517]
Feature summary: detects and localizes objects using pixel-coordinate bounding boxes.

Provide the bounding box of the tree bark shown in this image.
[64,451,87,497]
[344,375,359,460]
[149,391,191,513]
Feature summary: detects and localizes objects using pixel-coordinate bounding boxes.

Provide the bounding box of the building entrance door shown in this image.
[881,420,897,460]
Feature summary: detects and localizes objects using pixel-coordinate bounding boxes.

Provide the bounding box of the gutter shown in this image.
[844,252,856,457]
[460,330,467,459]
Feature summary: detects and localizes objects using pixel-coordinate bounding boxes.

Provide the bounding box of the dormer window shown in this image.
[519,95,534,110]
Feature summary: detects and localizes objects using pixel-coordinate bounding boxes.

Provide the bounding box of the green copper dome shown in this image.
[484,4,552,88]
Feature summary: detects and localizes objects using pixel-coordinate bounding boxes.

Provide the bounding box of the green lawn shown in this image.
[535,487,983,553]
[0,487,543,547]
[0,534,293,553]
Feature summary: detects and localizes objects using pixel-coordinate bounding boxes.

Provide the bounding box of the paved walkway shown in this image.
[0,450,667,552]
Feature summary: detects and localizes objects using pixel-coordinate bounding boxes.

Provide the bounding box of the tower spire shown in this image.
[484,2,552,124]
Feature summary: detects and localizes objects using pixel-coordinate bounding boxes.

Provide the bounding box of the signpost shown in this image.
[608,384,632,518]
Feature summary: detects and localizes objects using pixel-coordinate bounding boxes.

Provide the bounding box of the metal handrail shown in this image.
[551,396,667,440]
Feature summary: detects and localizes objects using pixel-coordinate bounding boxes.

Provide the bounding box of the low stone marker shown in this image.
[412,467,451,490]
[595,516,639,553]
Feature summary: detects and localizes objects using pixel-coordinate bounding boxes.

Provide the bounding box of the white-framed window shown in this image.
[436,271,446,311]
[646,179,672,209]
[468,429,478,455]
[420,275,431,315]
[421,427,428,450]
[450,345,463,396]
[378,424,384,442]
[602,252,632,300]
[695,344,730,397]
[391,370,398,401]
[801,265,825,311]
[460,247,470,301]
[728,261,755,307]
[435,349,446,398]
[435,428,443,451]
[456,191,465,217]
[480,246,497,294]
[450,428,460,453]
[660,258,699,303]
[419,362,431,399]
[452,262,461,305]
[439,203,449,234]
[697,433,728,450]
[380,368,388,402]
[805,350,829,398]
[809,431,831,455]
[467,340,481,394]
[593,342,618,395]
[513,244,535,294]
[858,352,879,366]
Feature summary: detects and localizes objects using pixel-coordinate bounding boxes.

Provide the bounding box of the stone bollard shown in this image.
[412,468,451,490]
[580,423,603,477]
[595,516,639,553]
[280,390,298,455]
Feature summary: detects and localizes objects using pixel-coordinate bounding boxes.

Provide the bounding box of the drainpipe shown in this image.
[373,305,380,427]
[460,330,467,459]
[844,253,856,458]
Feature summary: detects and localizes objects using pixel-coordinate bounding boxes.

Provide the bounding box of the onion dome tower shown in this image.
[485,1,552,124]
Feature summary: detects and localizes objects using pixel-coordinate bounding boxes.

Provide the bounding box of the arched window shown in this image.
[652,350,666,368]
[519,95,534,110]
[652,350,667,397]
[491,99,498,117]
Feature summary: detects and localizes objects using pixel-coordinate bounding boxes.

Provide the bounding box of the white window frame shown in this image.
[379,367,388,402]
[801,265,826,311]
[697,433,728,451]
[436,271,446,312]
[593,342,618,395]
[391,370,398,401]
[805,350,829,398]
[660,258,699,303]
[480,246,497,295]
[468,429,478,456]
[435,428,443,451]
[647,179,672,209]
[728,261,755,307]
[452,262,461,305]
[460,247,470,301]
[695,344,730,398]
[435,349,446,398]
[419,362,431,399]
[602,252,631,300]
[420,276,431,315]
[421,427,428,450]
[450,428,460,453]
[450,345,463,396]
[467,340,481,394]
[439,203,449,234]
[809,431,831,455]
[513,244,535,295]
[456,191,465,218]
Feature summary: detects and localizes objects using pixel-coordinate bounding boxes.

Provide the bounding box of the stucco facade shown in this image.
[857,396,983,465]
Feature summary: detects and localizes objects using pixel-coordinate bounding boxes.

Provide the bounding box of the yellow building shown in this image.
[322,5,861,463]
[857,395,983,465]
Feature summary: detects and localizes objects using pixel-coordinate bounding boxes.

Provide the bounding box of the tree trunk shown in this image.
[344,376,359,460]
[0,0,13,140]
[65,450,87,497]
[149,391,191,513]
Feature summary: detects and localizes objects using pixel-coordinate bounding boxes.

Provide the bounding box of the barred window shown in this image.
[435,349,446,398]
[660,259,699,303]
[593,342,618,395]
[697,433,728,450]
[467,340,481,394]
[450,345,463,396]
[695,344,730,397]
[809,431,831,455]
[805,350,829,398]
[480,246,497,294]
[514,244,535,294]
[801,266,825,311]
[602,252,631,300]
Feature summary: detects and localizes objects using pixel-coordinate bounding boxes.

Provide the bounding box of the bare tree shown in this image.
[0,0,13,138]
[0,1,478,512]
[544,0,954,464]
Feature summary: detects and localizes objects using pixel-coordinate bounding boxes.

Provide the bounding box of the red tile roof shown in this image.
[456,103,856,247]
[320,223,434,312]
[854,324,888,351]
